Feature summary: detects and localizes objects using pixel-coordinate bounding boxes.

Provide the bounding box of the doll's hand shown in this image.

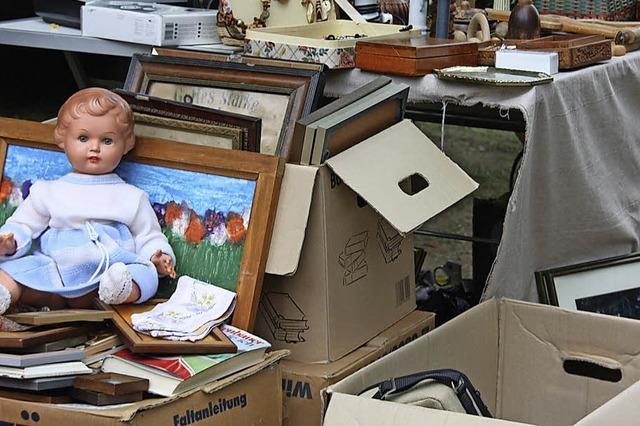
[151,249,176,278]
[0,233,17,256]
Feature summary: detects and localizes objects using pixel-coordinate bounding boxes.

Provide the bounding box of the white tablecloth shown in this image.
[325,52,640,302]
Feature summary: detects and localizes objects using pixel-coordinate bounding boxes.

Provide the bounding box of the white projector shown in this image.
[81,1,219,46]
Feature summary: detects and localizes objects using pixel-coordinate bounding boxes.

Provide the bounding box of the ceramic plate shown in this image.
[434,66,553,86]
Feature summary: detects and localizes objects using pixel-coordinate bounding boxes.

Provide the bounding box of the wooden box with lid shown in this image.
[355,34,479,76]
[478,35,612,69]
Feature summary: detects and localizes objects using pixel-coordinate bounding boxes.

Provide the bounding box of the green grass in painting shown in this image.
[0,203,17,227]
[157,229,245,298]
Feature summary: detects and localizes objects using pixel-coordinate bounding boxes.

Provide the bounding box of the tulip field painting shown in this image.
[0,144,256,297]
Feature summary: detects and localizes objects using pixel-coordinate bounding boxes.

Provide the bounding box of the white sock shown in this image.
[99,263,133,305]
[0,285,11,316]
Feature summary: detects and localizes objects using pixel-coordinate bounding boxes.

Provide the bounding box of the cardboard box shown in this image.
[282,310,435,426]
[82,2,219,46]
[245,21,421,69]
[258,120,477,363]
[325,299,640,425]
[239,0,420,69]
[0,351,287,426]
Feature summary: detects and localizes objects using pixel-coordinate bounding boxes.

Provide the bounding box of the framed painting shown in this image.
[0,117,285,331]
[112,89,261,152]
[536,252,640,320]
[123,53,326,160]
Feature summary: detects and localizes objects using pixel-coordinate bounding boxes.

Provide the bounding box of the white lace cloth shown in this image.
[131,275,236,342]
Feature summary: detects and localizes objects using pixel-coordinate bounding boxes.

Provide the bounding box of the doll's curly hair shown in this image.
[54,87,135,152]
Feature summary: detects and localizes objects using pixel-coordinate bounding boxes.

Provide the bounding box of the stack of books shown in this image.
[101,324,271,397]
[0,310,123,402]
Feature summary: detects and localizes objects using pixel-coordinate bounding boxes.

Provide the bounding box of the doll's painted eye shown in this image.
[79,135,88,143]
[103,138,114,145]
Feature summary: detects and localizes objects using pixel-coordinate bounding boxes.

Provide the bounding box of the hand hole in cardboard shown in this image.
[398,173,429,196]
[563,359,622,382]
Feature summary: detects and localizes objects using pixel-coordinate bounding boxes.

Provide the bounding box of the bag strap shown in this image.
[370,369,492,417]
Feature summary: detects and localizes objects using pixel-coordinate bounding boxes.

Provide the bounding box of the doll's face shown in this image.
[59,110,129,175]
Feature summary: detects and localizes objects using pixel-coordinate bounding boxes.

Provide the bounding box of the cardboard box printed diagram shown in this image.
[282,310,436,426]
[325,299,640,426]
[0,351,287,426]
[258,120,478,363]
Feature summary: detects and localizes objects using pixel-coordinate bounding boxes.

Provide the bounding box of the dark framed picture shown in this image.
[0,117,284,331]
[113,89,261,152]
[123,53,326,160]
[536,252,640,319]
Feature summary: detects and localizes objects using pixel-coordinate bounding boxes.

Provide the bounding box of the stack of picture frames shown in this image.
[124,51,326,161]
[0,115,283,350]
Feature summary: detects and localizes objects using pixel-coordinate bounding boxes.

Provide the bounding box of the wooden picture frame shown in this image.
[98,300,237,354]
[0,117,285,331]
[536,252,640,320]
[5,309,112,326]
[304,82,408,165]
[112,89,262,152]
[73,372,149,395]
[69,387,144,405]
[0,325,91,349]
[0,388,73,404]
[123,53,326,161]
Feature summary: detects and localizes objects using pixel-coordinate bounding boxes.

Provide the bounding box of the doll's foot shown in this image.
[0,285,11,315]
[99,263,133,305]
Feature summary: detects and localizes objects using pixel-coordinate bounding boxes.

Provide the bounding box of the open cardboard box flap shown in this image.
[266,120,477,276]
[326,120,478,235]
[265,164,318,276]
[58,350,288,422]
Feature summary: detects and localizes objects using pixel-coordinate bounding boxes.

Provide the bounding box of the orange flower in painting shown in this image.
[0,178,13,202]
[226,216,246,244]
[164,202,182,224]
[185,211,206,244]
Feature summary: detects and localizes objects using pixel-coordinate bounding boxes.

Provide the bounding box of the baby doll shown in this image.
[0,87,176,315]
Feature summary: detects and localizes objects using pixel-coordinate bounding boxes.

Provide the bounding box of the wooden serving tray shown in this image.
[356,34,478,76]
[478,35,612,69]
[99,301,237,354]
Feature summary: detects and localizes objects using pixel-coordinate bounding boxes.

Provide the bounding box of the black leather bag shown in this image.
[358,368,492,417]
